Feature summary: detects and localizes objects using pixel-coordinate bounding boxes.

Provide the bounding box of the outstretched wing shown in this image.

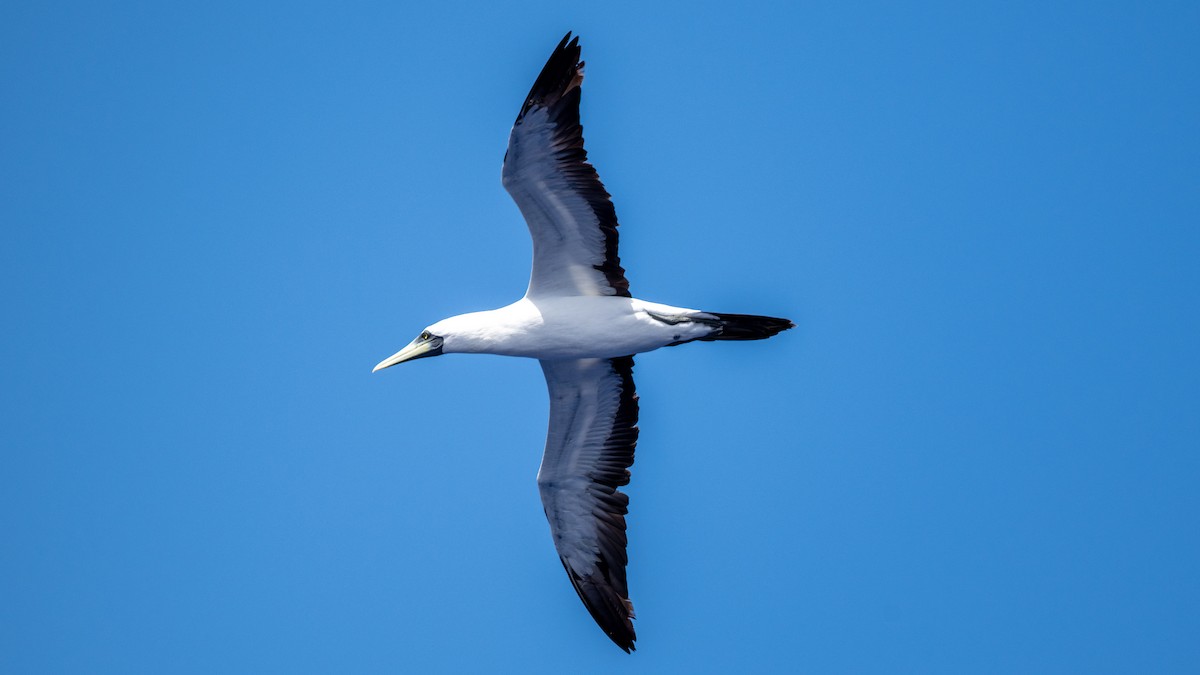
[502,33,631,299]
[537,357,639,652]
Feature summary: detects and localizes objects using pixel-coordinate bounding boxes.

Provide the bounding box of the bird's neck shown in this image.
[440,301,542,355]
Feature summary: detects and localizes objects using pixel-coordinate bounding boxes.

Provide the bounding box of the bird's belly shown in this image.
[485,297,709,360]
[502,330,668,360]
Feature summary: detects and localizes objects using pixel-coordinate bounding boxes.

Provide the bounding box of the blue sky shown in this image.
[2,1,1198,673]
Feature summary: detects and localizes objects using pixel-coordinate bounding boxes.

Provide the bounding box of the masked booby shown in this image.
[373,33,793,652]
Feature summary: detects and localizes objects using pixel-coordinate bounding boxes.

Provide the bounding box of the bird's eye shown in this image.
[420,331,431,341]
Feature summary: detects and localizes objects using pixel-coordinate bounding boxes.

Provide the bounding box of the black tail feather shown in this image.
[697,312,794,341]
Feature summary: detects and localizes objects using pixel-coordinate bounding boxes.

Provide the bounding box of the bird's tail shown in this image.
[695,312,795,341]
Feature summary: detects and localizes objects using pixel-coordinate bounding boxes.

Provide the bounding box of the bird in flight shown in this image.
[373,33,792,652]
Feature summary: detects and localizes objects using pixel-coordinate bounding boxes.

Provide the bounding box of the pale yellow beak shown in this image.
[372,337,436,372]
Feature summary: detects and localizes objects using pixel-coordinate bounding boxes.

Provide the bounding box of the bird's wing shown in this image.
[502,33,631,299]
[537,356,639,652]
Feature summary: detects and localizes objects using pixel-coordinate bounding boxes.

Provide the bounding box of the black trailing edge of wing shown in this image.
[514,32,631,298]
[563,355,639,653]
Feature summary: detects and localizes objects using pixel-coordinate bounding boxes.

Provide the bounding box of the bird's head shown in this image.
[371,326,444,372]
[372,313,497,372]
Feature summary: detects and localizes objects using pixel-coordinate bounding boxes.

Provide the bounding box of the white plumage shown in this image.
[411,298,715,360]
[373,33,792,652]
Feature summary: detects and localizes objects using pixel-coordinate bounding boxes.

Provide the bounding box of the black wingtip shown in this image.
[517,33,585,122]
[560,558,637,653]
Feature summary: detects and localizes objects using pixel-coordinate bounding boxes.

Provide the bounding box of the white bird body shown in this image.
[428,297,713,360]
[373,34,792,652]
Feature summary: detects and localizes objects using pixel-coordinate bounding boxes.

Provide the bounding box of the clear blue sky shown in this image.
[2,1,1198,673]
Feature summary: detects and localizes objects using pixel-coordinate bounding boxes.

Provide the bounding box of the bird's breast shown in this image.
[477,296,694,359]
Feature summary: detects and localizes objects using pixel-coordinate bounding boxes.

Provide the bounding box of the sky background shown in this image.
[2,1,1198,673]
